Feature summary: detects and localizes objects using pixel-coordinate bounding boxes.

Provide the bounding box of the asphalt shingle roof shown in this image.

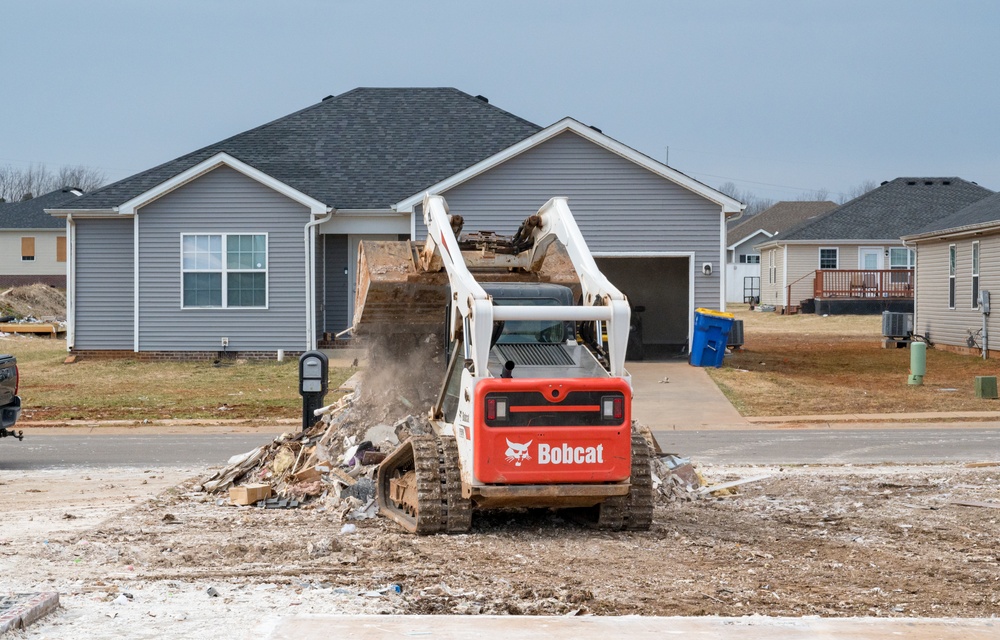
[907,190,1000,237]
[0,188,82,228]
[777,178,993,242]
[727,201,836,246]
[62,88,542,212]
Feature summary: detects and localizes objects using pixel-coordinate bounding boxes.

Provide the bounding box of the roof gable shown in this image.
[773,178,993,243]
[62,88,542,212]
[727,201,836,246]
[0,188,81,229]
[394,118,744,213]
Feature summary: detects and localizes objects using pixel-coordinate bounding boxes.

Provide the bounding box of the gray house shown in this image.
[902,191,1000,355]
[48,88,742,359]
[0,188,82,288]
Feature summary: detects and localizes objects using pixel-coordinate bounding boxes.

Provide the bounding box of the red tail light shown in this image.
[613,396,623,420]
[486,398,496,421]
[13,364,18,396]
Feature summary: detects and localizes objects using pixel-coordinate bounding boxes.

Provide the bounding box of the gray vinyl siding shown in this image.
[914,236,997,348]
[321,234,349,334]
[136,166,311,351]
[74,218,134,349]
[414,131,723,313]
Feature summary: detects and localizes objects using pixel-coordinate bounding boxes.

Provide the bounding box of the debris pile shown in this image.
[0,284,67,321]
[200,390,427,518]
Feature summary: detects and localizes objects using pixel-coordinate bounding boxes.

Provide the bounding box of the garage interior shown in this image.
[595,256,690,359]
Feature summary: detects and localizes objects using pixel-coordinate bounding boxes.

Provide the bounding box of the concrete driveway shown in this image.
[629,359,748,430]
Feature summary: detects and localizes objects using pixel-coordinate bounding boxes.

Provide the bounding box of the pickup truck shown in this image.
[0,354,23,441]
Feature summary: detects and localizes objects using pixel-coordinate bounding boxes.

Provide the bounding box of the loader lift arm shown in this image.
[418,194,631,378]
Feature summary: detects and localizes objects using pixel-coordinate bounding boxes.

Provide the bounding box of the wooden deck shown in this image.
[813,269,913,299]
[0,323,65,338]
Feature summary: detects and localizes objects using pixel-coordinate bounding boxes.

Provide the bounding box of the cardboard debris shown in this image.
[700,474,773,497]
[229,483,272,505]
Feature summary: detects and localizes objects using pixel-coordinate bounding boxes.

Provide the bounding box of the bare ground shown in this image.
[3,462,998,637]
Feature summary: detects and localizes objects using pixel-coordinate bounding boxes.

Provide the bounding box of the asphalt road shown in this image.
[0,433,281,470]
[2,428,999,470]
[653,427,1000,465]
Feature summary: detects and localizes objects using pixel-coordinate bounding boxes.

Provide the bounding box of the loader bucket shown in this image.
[352,240,581,339]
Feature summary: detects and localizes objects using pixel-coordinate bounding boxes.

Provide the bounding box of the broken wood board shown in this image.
[700,474,773,496]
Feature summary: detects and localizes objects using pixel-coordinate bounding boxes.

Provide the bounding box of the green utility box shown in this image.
[975,376,998,399]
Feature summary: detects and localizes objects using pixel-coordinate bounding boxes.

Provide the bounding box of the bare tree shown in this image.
[838,179,879,204]
[0,163,107,202]
[798,188,830,202]
[717,182,776,219]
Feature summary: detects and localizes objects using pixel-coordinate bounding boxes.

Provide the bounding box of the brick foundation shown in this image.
[68,349,304,362]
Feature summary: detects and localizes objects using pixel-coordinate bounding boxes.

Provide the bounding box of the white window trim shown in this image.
[971,240,980,310]
[179,232,269,310]
[888,246,914,269]
[948,244,956,310]
[818,247,839,270]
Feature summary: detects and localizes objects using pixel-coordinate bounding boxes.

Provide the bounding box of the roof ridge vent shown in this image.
[942,180,952,185]
[924,180,933,185]
[321,94,334,101]
[906,180,917,185]
[475,95,489,103]
[589,125,602,133]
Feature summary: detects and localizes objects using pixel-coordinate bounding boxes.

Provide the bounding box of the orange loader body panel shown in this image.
[472,377,632,485]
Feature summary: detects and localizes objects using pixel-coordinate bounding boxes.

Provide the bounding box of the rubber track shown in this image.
[589,431,654,531]
[437,436,473,533]
[621,432,654,531]
[377,435,445,535]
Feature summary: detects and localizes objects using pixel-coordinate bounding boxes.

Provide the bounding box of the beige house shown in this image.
[902,191,1000,355]
[756,178,993,314]
[0,188,80,288]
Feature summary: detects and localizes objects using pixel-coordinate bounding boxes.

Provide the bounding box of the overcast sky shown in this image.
[3,1,997,203]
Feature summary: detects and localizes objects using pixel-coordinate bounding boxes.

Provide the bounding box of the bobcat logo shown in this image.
[505,439,532,466]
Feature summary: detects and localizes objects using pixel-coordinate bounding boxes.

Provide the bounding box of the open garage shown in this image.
[595,256,691,357]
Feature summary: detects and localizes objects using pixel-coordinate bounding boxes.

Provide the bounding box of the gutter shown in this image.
[66,215,75,350]
[304,208,335,350]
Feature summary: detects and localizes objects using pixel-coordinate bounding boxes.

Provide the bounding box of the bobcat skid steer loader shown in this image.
[353,194,652,534]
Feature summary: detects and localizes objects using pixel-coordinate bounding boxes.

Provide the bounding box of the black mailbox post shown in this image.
[298,350,329,429]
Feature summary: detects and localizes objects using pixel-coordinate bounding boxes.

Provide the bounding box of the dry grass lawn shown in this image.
[1,335,354,422]
[709,305,1000,416]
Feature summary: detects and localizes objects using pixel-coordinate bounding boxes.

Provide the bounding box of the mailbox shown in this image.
[298,350,329,428]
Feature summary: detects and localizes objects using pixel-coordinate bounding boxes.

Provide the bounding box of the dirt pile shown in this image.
[0,283,67,321]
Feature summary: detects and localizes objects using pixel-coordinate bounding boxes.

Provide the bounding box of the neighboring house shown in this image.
[725,201,836,304]
[0,188,82,288]
[902,191,1000,355]
[47,88,742,359]
[756,178,993,314]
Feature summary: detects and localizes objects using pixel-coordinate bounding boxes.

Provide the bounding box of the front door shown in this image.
[859,248,883,270]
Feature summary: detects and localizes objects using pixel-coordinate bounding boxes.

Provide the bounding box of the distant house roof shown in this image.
[0,188,82,229]
[903,190,1000,240]
[727,201,836,247]
[768,178,993,244]
[58,88,542,212]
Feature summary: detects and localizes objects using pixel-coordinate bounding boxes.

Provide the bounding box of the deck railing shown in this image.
[813,269,914,299]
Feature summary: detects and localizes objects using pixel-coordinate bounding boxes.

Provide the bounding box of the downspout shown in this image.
[304,209,335,351]
[66,214,75,350]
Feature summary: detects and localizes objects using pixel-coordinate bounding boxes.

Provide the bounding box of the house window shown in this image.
[56,236,67,263]
[972,241,980,309]
[949,244,956,310]
[739,254,760,264]
[819,248,838,270]
[181,233,267,308]
[889,247,914,284]
[21,237,35,261]
[768,250,776,284]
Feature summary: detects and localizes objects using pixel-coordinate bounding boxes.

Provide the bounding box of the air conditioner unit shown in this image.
[882,311,913,339]
[727,319,745,349]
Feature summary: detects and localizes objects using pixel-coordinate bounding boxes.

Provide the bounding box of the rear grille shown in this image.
[493,343,574,367]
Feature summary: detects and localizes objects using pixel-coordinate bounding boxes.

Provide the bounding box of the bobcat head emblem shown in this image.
[505,439,532,466]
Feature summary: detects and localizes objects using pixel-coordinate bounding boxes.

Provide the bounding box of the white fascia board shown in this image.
[779,238,902,246]
[45,208,119,218]
[903,220,1000,242]
[727,229,773,251]
[117,152,330,215]
[393,118,745,214]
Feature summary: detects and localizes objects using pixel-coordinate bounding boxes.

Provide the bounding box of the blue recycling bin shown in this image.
[689,308,735,367]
